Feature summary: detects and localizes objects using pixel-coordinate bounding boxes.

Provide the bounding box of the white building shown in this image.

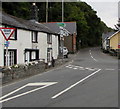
[102,32,115,52]
[0,12,59,67]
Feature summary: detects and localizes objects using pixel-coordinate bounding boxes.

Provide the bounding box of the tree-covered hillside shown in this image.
[2,2,113,49]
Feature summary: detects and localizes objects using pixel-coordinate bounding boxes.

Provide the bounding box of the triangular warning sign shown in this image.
[0,28,16,41]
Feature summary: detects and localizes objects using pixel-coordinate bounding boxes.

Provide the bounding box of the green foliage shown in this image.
[2,2,31,20]
[2,2,113,49]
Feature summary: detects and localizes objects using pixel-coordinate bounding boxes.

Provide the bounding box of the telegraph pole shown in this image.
[46,0,48,23]
[62,0,64,22]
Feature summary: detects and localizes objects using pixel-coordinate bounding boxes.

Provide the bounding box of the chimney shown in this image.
[30,3,39,22]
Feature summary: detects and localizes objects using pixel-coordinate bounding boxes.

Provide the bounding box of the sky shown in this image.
[82,0,119,29]
[2,0,119,29]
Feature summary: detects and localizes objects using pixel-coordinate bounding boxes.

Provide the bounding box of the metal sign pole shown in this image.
[60,35,64,60]
[6,46,8,67]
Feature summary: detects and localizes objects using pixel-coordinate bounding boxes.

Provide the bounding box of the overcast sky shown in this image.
[82,0,119,29]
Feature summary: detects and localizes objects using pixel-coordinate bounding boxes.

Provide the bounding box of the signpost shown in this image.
[57,22,66,27]
[57,23,66,59]
[0,28,15,67]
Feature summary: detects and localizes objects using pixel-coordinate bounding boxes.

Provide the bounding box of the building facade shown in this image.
[43,22,77,54]
[108,31,120,51]
[102,32,115,52]
[0,12,59,67]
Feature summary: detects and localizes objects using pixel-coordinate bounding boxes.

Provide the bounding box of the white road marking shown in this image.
[78,68,85,70]
[66,65,98,71]
[51,69,101,99]
[89,50,98,62]
[105,69,115,71]
[73,68,78,70]
[85,68,95,71]
[0,85,27,101]
[91,55,98,62]
[74,66,84,69]
[66,66,70,68]
[67,65,84,69]
[27,82,57,86]
[0,82,57,103]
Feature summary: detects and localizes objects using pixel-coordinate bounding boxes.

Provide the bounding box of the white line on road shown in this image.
[66,65,84,69]
[105,69,115,71]
[0,84,27,100]
[78,68,85,70]
[73,68,78,70]
[85,68,95,71]
[0,85,49,103]
[74,66,84,69]
[91,55,98,62]
[0,82,57,103]
[89,50,98,62]
[51,69,101,99]
[66,65,98,71]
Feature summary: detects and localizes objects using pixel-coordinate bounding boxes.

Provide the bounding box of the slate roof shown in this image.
[102,31,116,40]
[0,12,56,34]
[43,22,77,35]
[108,30,120,39]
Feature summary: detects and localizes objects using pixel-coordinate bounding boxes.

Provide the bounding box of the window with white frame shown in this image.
[32,31,38,43]
[47,48,52,62]
[24,49,39,62]
[31,51,36,60]
[25,52,30,62]
[47,34,52,44]
[4,49,17,66]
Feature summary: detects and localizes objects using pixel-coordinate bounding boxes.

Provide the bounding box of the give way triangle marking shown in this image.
[0,82,57,103]
[0,28,15,41]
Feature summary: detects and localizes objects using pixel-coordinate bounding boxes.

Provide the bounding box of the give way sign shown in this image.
[0,28,16,41]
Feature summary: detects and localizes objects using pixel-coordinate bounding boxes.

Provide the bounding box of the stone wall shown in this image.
[2,61,45,84]
[1,58,70,85]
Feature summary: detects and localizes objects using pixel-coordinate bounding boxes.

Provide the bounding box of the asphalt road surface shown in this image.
[1,47,118,107]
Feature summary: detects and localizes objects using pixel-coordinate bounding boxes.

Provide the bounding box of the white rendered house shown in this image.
[0,12,59,67]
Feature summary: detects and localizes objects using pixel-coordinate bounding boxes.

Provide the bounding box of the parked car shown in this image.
[60,47,69,58]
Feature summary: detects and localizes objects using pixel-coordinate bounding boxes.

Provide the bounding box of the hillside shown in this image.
[2,2,113,49]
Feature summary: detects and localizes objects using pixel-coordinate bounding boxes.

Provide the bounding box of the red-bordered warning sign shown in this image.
[0,28,16,41]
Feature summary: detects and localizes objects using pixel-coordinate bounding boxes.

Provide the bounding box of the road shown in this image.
[1,47,118,107]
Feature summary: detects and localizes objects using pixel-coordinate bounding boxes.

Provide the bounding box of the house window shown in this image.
[25,52,30,62]
[5,26,17,40]
[4,49,17,66]
[31,51,36,60]
[47,48,52,62]
[32,31,38,43]
[47,34,52,44]
[25,49,39,62]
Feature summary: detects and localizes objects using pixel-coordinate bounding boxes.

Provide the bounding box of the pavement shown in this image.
[1,47,118,107]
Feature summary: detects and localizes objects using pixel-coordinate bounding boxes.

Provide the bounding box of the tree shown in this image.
[2,2,31,20]
[2,2,112,49]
